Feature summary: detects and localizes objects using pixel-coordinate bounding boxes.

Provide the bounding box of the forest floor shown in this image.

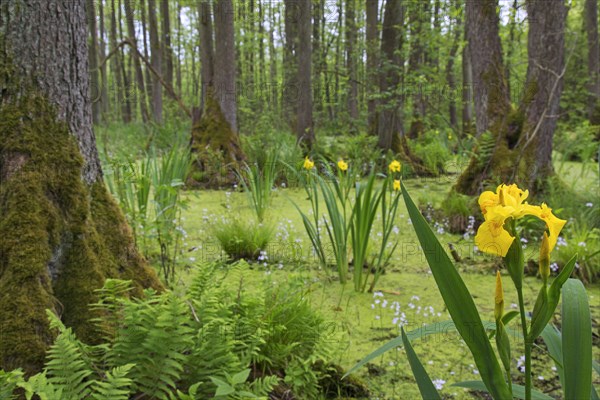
[167,161,600,400]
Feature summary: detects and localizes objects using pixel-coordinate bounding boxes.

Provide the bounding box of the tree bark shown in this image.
[462,40,474,135]
[86,0,101,125]
[214,0,238,131]
[189,0,244,187]
[377,0,404,151]
[109,0,128,122]
[517,0,567,185]
[98,1,110,117]
[407,1,429,138]
[160,0,174,90]
[345,0,359,125]
[124,0,150,123]
[0,0,161,373]
[366,0,379,135]
[445,2,462,130]
[585,0,600,124]
[148,0,163,123]
[296,0,314,146]
[283,0,299,124]
[117,0,133,122]
[454,0,567,195]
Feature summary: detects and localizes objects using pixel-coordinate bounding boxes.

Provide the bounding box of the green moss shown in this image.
[188,91,245,187]
[0,88,161,374]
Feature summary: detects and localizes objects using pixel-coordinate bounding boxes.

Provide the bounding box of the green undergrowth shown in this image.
[172,171,599,399]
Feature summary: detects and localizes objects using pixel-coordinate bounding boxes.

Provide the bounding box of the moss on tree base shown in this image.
[0,93,162,374]
[187,91,245,188]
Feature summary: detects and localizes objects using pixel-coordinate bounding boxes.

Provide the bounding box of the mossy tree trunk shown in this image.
[454,0,567,195]
[188,0,244,187]
[0,0,162,374]
[376,0,434,176]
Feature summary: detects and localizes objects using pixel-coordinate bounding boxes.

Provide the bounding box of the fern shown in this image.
[0,369,24,399]
[90,364,135,400]
[44,311,93,399]
[110,292,193,399]
[18,372,64,400]
[475,131,496,166]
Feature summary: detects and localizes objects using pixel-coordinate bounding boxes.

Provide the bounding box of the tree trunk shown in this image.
[517,0,567,186]
[462,40,474,135]
[445,3,462,130]
[176,2,182,95]
[268,2,278,111]
[366,0,379,135]
[109,0,127,122]
[296,0,314,146]
[98,1,110,118]
[283,0,298,125]
[140,0,153,107]
[86,0,101,124]
[377,0,404,151]
[148,0,163,123]
[117,0,133,122]
[160,0,174,91]
[197,0,214,113]
[505,0,518,102]
[0,0,161,374]
[214,0,238,131]
[585,0,600,125]
[313,0,322,114]
[454,0,567,195]
[124,0,150,123]
[188,0,244,187]
[345,0,358,125]
[407,1,428,139]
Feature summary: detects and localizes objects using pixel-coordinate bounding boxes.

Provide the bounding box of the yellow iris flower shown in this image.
[475,205,515,257]
[303,157,314,170]
[389,160,401,173]
[474,184,566,257]
[337,159,348,171]
[393,179,400,191]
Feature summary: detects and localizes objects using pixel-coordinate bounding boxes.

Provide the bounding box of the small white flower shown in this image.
[578,241,586,247]
[432,379,446,390]
[586,202,593,207]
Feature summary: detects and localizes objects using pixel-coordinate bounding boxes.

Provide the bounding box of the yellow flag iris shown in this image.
[337,159,348,171]
[388,160,401,173]
[393,179,400,191]
[303,157,314,170]
[474,184,566,257]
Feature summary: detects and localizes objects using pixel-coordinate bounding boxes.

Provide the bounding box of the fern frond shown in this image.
[44,311,93,399]
[90,363,134,400]
[0,368,25,399]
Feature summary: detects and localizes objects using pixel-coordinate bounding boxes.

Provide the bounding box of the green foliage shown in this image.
[294,159,401,291]
[104,145,191,284]
[409,130,452,175]
[236,152,279,222]
[1,262,339,399]
[240,130,304,188]
[400,327,442,400]
[555,218,600,283]
[555,121,599,164]
[210,218,275,261]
